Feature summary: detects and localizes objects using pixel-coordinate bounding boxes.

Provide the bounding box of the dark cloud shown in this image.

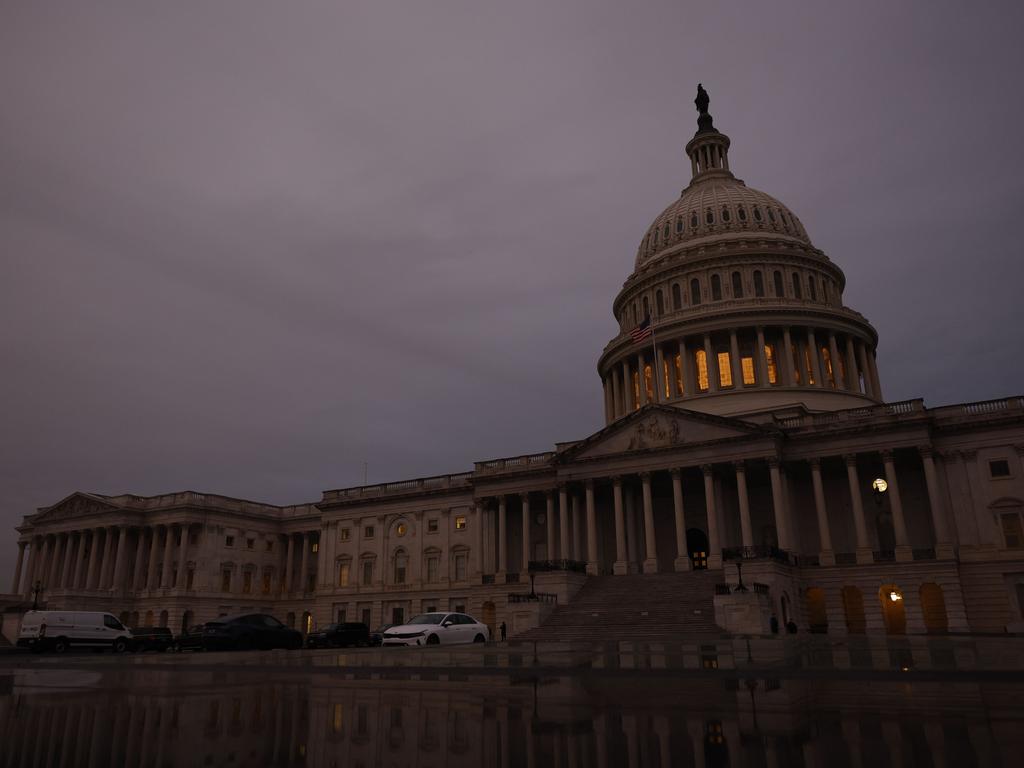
[3,0,1024,582]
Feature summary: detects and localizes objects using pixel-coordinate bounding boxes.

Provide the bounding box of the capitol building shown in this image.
[6,89,1024,642]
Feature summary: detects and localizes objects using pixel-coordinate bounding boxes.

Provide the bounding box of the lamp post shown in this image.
[31,580,42,610]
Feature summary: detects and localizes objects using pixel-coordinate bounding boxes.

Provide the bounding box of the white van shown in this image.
[17,611,133,654]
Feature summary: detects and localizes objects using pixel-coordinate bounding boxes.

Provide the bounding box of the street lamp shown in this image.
[31,580,42,610]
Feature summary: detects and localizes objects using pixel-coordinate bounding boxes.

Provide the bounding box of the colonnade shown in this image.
[603,324,881,420]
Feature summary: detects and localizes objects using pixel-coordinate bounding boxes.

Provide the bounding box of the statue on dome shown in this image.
[695,83,710,115]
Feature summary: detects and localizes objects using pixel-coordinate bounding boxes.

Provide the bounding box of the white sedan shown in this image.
[381,612,490,647]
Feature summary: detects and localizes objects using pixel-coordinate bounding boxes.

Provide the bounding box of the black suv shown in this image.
[131,626,174,652]
[181,613,302,651]
[306,622,370,649]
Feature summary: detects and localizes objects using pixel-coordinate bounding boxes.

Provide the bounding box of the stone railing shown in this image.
[105,491,288,516]
[721,545,797,566]
[528,559,588,574]
[508,592,557,604]
[474,452,556,474]
[776,399,924,429]
[322,472,473,503]
[930,396,1024,420]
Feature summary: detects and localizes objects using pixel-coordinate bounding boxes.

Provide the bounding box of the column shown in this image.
[636,353,648,405]
[545,492,556,561]
[177,523,190,589]
[160,525,175,588]
[131,529,147,592]
[868,351,883,400]
[734,462,753,548]
[99,527,116,589]
[71,532,87,589]
[641,472,658,573]
[285,534,295,591]
[729,330,742,387]
[920,447,953,558]
[881,450,911,561]
[22,538,38,598]
[857,342,875,398]
[299,532,310,593]
[845,336,859,391]
[756,327,769,386]
[520,493,532,575]
[585,480,598,575]
[11,541,26,595]
[613,477,627,575]
[625,487,639,571]
[571,492,583,560]
[622,360,632,412]
[146,527,160,590]
[496,496,507,576]
[679,339,692,397]
[654,344,665,403]
[782,326,795,386]
[86,530,102,590]
[702,465,722,569]
[316,524,328,586]
[806,328,824,386]
[828,332,844,389]
[845,455,872,563]
[671,469,690,571]
[49,534,65,588]
[111,526,128,592]
[61,533,75,589]
[603,377,613,422]
[611,370,622,419]
[809,459,835,565]
[558,485,570,560]
[703,334,719,392]
[769,459,792,551]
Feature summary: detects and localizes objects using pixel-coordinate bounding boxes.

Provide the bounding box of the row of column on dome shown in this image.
[10,524,323,601]
[476,446,952,576]
[603,325,880,420]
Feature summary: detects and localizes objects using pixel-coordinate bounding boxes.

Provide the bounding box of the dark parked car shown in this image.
[306,622,370,649]
[175,625,205,652]
[178,613,302,652]
[368,624,394,647]
[131,626,173,652]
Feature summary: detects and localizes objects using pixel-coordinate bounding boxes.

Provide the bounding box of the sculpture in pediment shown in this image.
[627,416,683,451]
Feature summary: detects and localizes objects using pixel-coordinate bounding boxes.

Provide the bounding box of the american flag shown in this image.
[630,315,653,343]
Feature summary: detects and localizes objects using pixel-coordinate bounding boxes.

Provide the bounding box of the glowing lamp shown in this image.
[872,478,888,493]
[889,590,902,602]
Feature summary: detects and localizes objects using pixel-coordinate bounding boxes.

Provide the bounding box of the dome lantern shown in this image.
[686,84,732,181]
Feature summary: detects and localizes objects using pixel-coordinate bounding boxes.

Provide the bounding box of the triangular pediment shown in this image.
[32,492,121,523]
[559,404,777,462]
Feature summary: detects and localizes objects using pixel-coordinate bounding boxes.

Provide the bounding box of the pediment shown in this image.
[560,404,776,462]
[33,492,120,523]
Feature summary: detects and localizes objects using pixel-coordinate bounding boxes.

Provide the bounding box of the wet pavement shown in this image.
[2,634,1024,766]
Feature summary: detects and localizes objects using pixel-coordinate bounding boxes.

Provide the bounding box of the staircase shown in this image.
[516,570,724,642]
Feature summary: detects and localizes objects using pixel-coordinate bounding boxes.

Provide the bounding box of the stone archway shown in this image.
[144,610,154,626]
[181,610,194,633]
[841,586,866,634]
[879,584,906,635]
[158,610,169,628]
[686,528,709,570]
[920,583,948,633]
[481,601,496,637]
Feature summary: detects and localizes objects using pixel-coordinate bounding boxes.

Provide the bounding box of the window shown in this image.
[809,276,817,301]
[717,352,732,388]
[690,212,698,229]
[738,205,747,222]
[364,526,375,539]
[663,221,670,239]
[103,615,124,631]
[695,349,709,392]
[721,206,731,223]
[394,552,407,584]
[753,270,764,297]
[265,540,274,552]
[792,273,802,299]
[340,528,350,542]
[642,296,650,318]
[710,274,722,301]
[671,283,681,310]
[362,560,373,586]
[427,556,439,583]
[262,571,271,595]
[655,290,664,317]
[652,227,658,244]
[643,363,654,402]
[454,516,467,530]
[990,460,1011,478]
[773,271,784,297]
[242,571,253,594]
[221,569,232,593]
[690,278,702,305]
[731,271,743,298]
[338,561,350,587]
[768,208,776,223]
[741,356,756,385]
[225,536,235,548]
[396,523,407,537]
[820,346,835,387]
[246,538,255,550]
[803,346,816,385]
[455,554,467,581]
[674,353,684,396]
[311,542,319,554]
[332,704,344,735]
[765,344,778,384]
[705,208,714,225]
[337,609,347,624]
[676,216,683,233]
[753,206,763,222]
[1001,514,1023,549]
[426,518,438,533]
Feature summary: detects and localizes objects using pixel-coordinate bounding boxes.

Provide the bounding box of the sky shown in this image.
[2,0,1023,586]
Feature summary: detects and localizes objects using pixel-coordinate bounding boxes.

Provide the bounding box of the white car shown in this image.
[382,612,490,647]
[17,610,133,654]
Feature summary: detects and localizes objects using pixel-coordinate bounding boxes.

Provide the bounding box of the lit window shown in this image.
[396,523,407,537]
[990,460,1011,478]
[695,349,709,392]
[643,363,654,402]
[311,542,319,554]
[225,536,235,548]
[454,516,467,530]
[820,346,836,387]
[364,526,375,539]
[741,356,756,385]
[662,358,671,399]
[338,561,350,587]
[803,346,815,385]
[717,352,732,388]
[1001,514,1023,549]
[765,344,778,384]
[340,528,350,542]
[332,704,344,734]
[674,353,684,396]
[427,519,439,533]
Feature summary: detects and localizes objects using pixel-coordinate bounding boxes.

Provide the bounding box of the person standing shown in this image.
[499,621,507,641]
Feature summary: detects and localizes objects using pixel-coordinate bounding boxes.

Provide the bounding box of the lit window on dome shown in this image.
[820,346,836,388]
[676,217,683,233]
[721,207,731,223]
[738,206,747,222]
[691,212,698,229]
[765,344,778,384]
[717,352,733,388]
[695,350,709,392]
[652,228,658,244]
[803,346,815,385]
[706,208,714,225]
[662,358,671,399]
[741,357,756,386]
[674,353,684,396]
[643,363,654,403]
[753,206,763,222]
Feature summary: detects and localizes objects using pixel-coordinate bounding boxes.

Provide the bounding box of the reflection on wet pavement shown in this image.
[2,636,1023,767]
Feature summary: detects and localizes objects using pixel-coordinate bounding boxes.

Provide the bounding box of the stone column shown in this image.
[130,529,146,592]
[729,330,742,387]
[545,492,556,561]
[49,534,65,588]
[86,530,102,590]
[734,461,753,548]
[71,532,87,589]
[558,485,570,560]
[636,353,648,405]
[285,534,295,592]
[316,525,328,587]
[111,526,129,593]
[769,459,791,551]
[572,491,585,560]
[920,447,953,558]
[160,525,175,589]
[22,538,38,597]
[756,326,769,386]
[828,332,844,389]
[61,533,76,589]
[622,359,632,412]
[611,370,622,419]
[624,486,639,571]
[880,450,912,561]
[679,339,692,397]
[613,477,627,575]
[299,532,310,593]
[845,455,872,563]
[603,377,613,422]
[177,524,190,589]
[782,326,795,386]
[809,459,835,565]
[585,480,598,575]
[857,342,875,398]
[100,527,116,589]
[702,465,722,569]
[12,541,26,595]
[671,469,690,571]
[703,334,719,392]
[497,496,508,576]
[868,351,883,400]
[641,472,658,573]
[806,328,823,386]
[845,336,859,391]
[521,493,532,576]
[146,528,160,590]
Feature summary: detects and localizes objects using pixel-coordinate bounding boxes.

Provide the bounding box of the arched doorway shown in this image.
[481,601,496,637]
[181,610,194,633]
[119,611,130,626]
[879,584,906,635]
[144,610,154,626]
[841,586,866,634]
[805,588,828,633]
[158,610,169,628]
[302,611,313,635]
[686,528,709,570]
[129,611,139,628]
[920,583,948,633]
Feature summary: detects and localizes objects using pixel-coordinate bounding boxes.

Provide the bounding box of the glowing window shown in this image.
[803,346,816,385]
[753,270,764,297]
[662,358,671,399]
[717,352,732,388]
[765,344,778,384]
[695,350,709,392]
[338,561,350,587]
[711,274,722,301]
[311,542,319,554]
[643,363,654,402]
[454,515,467,530]
[332,704,344,734]
[396,523,407,537]
[820,346,835,387]
[674,353,684,396]
[741,357,756,385]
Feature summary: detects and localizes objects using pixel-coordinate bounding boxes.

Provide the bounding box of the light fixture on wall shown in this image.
[889,589,903,602]
[872,478,888,494]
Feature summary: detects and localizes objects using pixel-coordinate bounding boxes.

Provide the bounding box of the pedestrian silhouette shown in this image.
[500,621,507,641]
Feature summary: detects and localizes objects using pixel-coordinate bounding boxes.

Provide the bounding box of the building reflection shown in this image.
[1,652,1022,767]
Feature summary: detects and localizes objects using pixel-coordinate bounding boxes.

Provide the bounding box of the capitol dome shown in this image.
[597,85,881,422]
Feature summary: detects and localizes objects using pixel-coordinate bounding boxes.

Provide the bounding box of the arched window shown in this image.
[721,206,731,223]
[711,274,722,301]
[841,586,866,634]
[753,270,764,297]
[753,206,763,222]
[655,290,664,317]
[705,208,715,225]
[423,547,441,583]
[393,550,408,584]
[451,545,469,581]
[879,584,907,635]
[337,558,351,587]
[792,272,802,299]
[823,280,831,304]
[805,588,828,633]
[731,271,743,298]
[676,216,683,233]
[768,208,776,223]
[690,278,702,305]
[690,212,698,229]
[738,205,747,222]
[920,583,948,633]
[642,296,650,318]
[671,283,682,310]
[808,276,817,301]
[773,271,784,297]
[360,555,375,586]
[663,222,670,239]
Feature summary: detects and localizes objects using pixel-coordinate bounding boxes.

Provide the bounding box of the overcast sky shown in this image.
[2,1,1023,586]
